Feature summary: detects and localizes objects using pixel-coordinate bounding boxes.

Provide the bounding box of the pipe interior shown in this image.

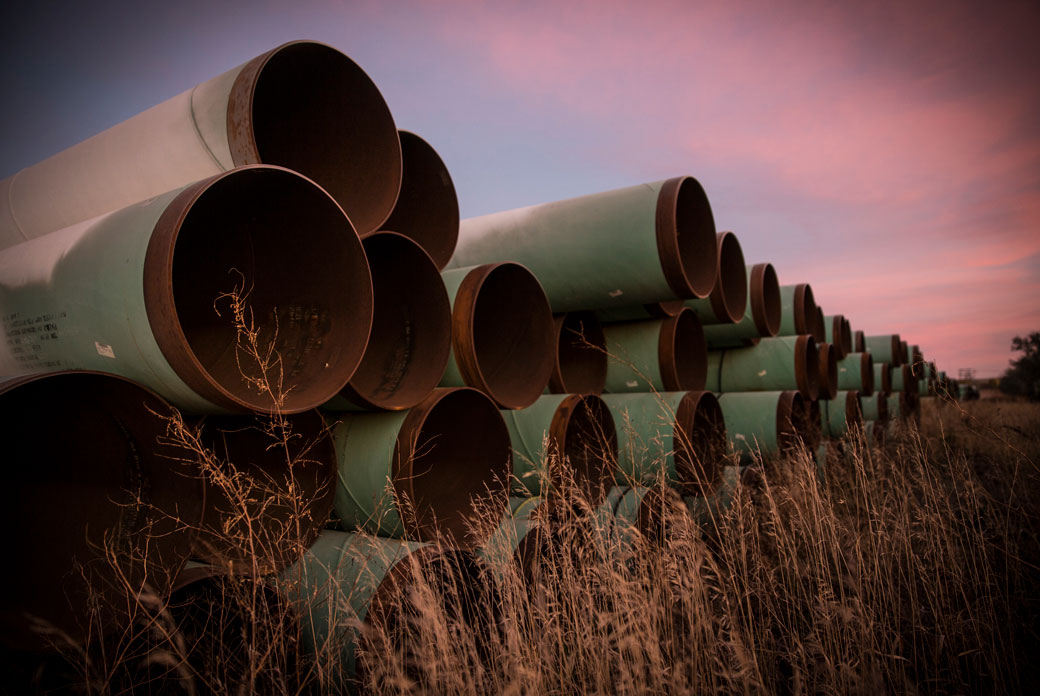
[380,131,459,269]
[777,391,805,452]
[562,396,618,506]
[668,310,707,390]
[845,392,863,430]
[472,264,555,408]
[553,312,607,393]
[718,233,748,323]
[1,374,198,650]
[800,337,820,401]
[252,42,402,235]
[822,345,838,400]
[755,263,782,337]
[797,284,817,335]
[862,353,875,395]
[401,389,512,547]
[674,394,727,497]
[813,307,826,343]
[673,178,718,298]
[172,168,371,412]
[347,233,451,409]
[841,319,853,356]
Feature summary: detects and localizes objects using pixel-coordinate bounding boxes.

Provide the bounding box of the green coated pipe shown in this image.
[706,335,819,399]
[379,130,458,269]
[683,231,748,325]
[820,390,862,439]
[594,300,685,323]
[481,496,548,574]
[811,305,827,343]
[777,283,817,336]
[702,262,781,349]
[864,420,886,447]
[325,232,451,411]
[854,330,865,353]
[901,340,910,366]
[874,362,892,395]
[439,263,555,409]
[330,387,512,549]
[448,177,718,312]
[864,334,904,366]
[0,41,402,246]
[717,390,810,463]
[836,352,874,396]
[503,393,617,504]
[860,392,888,423]
[824,314,852,360]
[887,392,903,421]
[0,166,374,414]
[602,308,707,393]
[685,465,742,526]
[602,391,727,497]
[890,364,914,393]
[0,371,202,651]
[817,342,839,400]
[547,312,607,394]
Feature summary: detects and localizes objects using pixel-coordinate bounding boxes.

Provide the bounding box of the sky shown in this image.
[1,0,1037,378]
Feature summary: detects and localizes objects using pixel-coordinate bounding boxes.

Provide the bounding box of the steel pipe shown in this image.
[603,391,727,497]
[328,232,451,411]
[0,41,401,246]
[890,364,914,394]
[777,283,817,337]
[706,335,820,400]
[824,314,852,360]
[864,334,904,366]
[594,300,685,323]
[0,166,374,414]
[816,342,839,400]
[602,309,707,393]
[854,330,865,353]
[547,312,607,394]
[836,352,874,396]
[439,263,555,409]
[874,362,892,395]
[685,465,742,525]
[330,387,512,548]
[860,391,888,423]
[702,262,781,349]
[717,390,812,463]
[683,231,748,325]
[864,419,886,447]
[0,372,201,651]
[504,394,617,504]
[379,131,459,269]
[448,177,718,312]
[811,306,827,343]
[820,390,863,439]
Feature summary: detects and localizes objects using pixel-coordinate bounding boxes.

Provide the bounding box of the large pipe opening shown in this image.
[236,41,403,236]
[812,306,826,343]
[550,395,618,506]
[828,315,848,360]
[339,232,451,410]
[794,335,820,401]
[790,284,817,336]
[841,318,854,356]
[148,166,373,414]
[750,263,781,337]
[1,372,201,650]
[656,177,717,299]
[191,409,336,574]
[454,263,556,409]
[860,352,875,396]
[877,363,892,395]
[817,343,838,400]
[549,312,607,394]
[395,388,512,548]
[659,308,707,391]
[710,232,748,324]
[674,391,727,497]
[379,131,459,270]
[854,330,865,353]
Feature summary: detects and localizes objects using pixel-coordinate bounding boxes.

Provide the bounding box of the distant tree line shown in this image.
[1000,331,1040,401]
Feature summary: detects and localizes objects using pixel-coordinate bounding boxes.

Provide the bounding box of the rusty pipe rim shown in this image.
[227,40,402,235]
[451,263,556,409]
[860,352,875,396]
[145,165,373,414]
[394,388,512,548]
[890,335,904,365]
[708,231,748,323]
[338,232,451,410]
[1,371,202,650]
[546,395,618,506]
[816,343,838,400]
[655,176,717,299]
[879,363,892,395]
[776,390,811,453]
[841,318,854,356]
[673,391,727,497]
[791,283,817,335]
[658,308,707,391]
[812,306,826,344]
[794,334,820,401]
[844,391,864,432]
[750,263,782,337]
[378,131,459,269]
[548,312,607,394]
[854,330,865,353]
[191,408,337,574]
[900,365,915,393]
[828,315,848,360]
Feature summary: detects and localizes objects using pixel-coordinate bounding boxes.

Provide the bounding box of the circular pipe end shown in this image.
[750,263,782,337]
[854,330,865,353]
[655,177,717,299]
[890,334,904,365]
[549,395,618,506]
[380,131,460,269]
[792,283,817,336]
[548,312,607,394]
[146,165,374,414]
[812,306,827,344]
[794,334,820,401]
[658,308,707,391]
[828,315,848,360]
[339,232,451,410]
[844,391,863,433]
[877,393,890,423]
[841,318,854,356]
[879,363,892,395]
[228,40,403,235]
[860,352,875,396]
[674,391,727,497]
[394,388,512,549]
[452,263,556,409]
[777,390,816,453]
[709,231,748,324]
[816,343,839,400]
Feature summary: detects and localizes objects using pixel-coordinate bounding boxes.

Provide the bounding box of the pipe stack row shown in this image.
[0,38,959,688]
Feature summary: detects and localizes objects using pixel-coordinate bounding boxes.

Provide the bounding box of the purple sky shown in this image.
[2,0,1037,377]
